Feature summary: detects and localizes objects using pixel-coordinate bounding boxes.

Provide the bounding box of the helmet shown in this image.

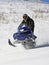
[23,14,28,19]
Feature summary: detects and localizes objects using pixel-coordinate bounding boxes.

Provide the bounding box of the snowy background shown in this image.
[0,1,49,65]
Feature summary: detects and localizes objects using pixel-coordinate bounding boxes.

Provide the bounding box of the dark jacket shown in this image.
[18,16,35,32]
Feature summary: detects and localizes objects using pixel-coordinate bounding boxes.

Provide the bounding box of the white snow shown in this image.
[0,2,49,65]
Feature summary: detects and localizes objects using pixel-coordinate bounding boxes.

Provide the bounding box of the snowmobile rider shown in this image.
[18,14,37,40]
[18,14,34,33]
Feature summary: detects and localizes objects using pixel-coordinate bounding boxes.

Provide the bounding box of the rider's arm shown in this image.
[18,21,24,29]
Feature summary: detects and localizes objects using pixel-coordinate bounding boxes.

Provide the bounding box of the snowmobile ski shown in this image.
[8,39,16,47]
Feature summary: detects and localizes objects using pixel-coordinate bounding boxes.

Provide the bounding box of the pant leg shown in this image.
[32,33,37,40]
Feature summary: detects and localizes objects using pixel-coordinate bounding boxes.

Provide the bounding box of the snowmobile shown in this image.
[8,27,37,49]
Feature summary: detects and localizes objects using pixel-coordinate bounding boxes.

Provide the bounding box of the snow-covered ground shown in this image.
[0,2,49,65]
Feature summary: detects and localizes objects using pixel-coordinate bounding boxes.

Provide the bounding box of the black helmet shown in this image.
[23,14,28,18]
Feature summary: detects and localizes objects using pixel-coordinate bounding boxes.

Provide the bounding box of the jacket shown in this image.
[18,16,35,32]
